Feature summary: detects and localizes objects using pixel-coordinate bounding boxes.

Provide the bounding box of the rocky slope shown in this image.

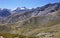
[0,2,60,38]
[0,2,60,24]
[0,10,60,38]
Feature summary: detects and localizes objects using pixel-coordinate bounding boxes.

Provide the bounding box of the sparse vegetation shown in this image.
[0,2,60,38]
[0,33,39,38]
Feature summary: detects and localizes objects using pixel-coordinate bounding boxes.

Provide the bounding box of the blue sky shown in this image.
[0,0,60,9]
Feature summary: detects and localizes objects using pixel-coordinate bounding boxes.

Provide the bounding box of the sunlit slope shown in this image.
[0,10,60,38]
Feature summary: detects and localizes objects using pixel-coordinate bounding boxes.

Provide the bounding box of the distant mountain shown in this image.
[13,7,32,13]
[1,2,59,23]
[34,2,60,16]
[0,2,60,18]
[0,9,11,17]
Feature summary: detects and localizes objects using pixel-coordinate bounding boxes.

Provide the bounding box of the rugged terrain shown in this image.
[0,2,60,38]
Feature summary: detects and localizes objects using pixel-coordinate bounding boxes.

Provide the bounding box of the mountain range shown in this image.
[0,2,60,38]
